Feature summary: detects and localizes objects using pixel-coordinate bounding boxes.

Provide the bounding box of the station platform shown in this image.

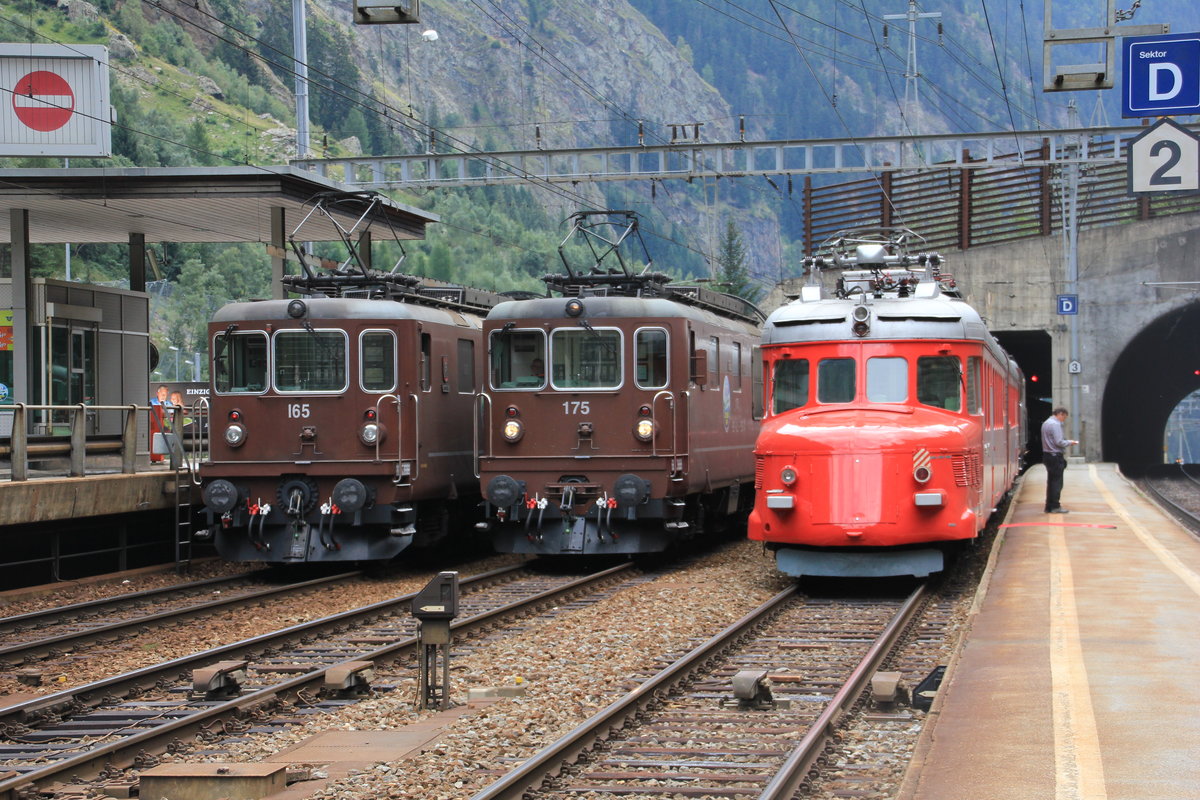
[901,461,1200,800]
[0,463,181,525]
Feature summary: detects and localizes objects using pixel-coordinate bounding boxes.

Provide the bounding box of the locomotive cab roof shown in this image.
[764,227,1001,357]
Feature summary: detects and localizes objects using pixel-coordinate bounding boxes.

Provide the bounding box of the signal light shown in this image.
[1030,375,1038,382]
[505,406,520,418]
[365,409,377,420]
[229,410,241,421]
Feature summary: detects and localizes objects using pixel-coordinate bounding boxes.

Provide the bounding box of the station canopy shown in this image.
[0,166,436,243]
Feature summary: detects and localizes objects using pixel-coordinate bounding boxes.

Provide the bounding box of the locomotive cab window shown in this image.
[490,329,546,390]
[457,339,475,393]
[966,356,982,414]
[867,357,907,403]
[772,358,809,413]
[213,331,268,394]
[917,356,962,411]
[635,328,668,389]
[274,329,347,393]
[817,357,855,404]
[552,327,622,389]
[360,330,396,392]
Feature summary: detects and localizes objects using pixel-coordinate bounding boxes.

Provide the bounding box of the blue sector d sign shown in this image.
[1057,295,1078,315]
[1123,33,1200,118]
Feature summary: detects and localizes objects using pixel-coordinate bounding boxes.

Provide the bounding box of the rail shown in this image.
[0,402,206,482]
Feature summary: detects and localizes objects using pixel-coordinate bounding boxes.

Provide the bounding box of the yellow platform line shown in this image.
[1088,464,1200,597]
[1049,525,1108,800]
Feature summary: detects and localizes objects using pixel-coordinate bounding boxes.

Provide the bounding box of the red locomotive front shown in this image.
[749,230,1024,578]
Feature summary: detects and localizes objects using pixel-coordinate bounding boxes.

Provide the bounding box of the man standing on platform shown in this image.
[1041,407,1078,513]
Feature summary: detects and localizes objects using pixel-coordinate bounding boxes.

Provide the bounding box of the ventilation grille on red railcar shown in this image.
[754,456,765,490]
[952,452,983,487]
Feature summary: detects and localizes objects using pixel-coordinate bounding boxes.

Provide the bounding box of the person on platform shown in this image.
[1041,407,1078,513]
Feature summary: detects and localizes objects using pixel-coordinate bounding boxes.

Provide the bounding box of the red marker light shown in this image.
[1030,375,1038,382]
[365,409,377,420]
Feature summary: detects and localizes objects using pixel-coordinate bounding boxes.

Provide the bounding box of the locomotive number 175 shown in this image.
[562,401,591,415]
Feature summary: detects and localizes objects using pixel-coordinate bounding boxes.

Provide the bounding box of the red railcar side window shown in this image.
[817,358,855,404]
[866,357,907,403]
[917,356,961,411]
[772,358,809,413]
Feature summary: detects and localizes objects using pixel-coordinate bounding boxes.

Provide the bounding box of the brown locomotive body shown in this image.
[199,292,494,564]
[477,211,763,555]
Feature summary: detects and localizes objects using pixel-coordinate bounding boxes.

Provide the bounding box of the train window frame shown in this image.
[489,328,546,391]
[917,355,962,411]
[457,339,475,394]
[272,328,349,394]
[634,327,669,389]
[550,326,624,391]
[212,330,269,395]
[730,341,743,392]
[817,357,856,404]
[966,356,982,414]
[771,356,810,414]
[420,333,432,393]
[866,356,908,403]
[359,329,397,393]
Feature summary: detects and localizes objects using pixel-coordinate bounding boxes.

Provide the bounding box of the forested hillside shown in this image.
[0,0,1193,376]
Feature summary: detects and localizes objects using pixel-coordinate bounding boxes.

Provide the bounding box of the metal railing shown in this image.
[0,403,206,482]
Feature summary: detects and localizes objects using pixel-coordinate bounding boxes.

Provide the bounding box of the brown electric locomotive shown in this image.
[197,194,501,564]
[476,211,764,555]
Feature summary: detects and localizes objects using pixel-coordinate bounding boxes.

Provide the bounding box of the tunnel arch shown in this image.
[1102,300,1200,472]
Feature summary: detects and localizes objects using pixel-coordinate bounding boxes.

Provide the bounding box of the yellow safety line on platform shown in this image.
[1049,523,1108,800]
[1088,465,1200,597]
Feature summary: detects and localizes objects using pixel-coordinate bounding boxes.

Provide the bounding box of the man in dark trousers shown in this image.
[1041,407,1078,513]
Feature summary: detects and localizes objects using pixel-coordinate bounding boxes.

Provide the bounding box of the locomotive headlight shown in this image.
[634,417,655,442]
[359,422,381,446]
[502,418,524,442]
[914,465,932,483]
[779,465,798,486]
[851,305,871,337]
[224,423,247,447]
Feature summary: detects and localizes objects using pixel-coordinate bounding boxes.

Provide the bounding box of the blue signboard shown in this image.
[1057,294,1078,315]
[1123,33,1200,117]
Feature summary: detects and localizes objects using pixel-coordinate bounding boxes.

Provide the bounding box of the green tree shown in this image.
[715,220,760,303]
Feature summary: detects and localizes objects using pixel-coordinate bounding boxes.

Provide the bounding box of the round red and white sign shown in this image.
[12,70,75,132]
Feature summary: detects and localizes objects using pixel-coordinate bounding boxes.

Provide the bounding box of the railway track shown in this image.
[470,583,928,799]
[0,570,358,668]
[1138,464,1200,535]
[0,561,644,799]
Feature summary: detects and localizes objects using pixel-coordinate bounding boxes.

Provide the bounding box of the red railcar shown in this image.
[749,230,1025,578]
[476,212,763,555]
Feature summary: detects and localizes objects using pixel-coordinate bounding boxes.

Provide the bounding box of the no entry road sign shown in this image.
[0,44,110,157]
[12,70,75,132]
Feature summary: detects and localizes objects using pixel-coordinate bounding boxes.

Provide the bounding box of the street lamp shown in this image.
[169,345,180,381]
